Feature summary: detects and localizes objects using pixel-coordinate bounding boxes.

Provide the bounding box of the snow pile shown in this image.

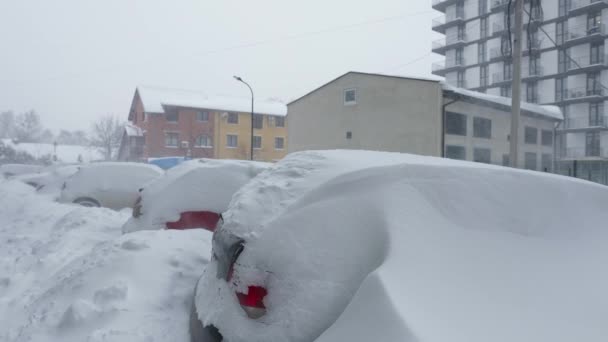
[0,179,213,342]
[1,139,104,163]
[196,150,608,342]
[123,159,269,233]
[0,163,46,177]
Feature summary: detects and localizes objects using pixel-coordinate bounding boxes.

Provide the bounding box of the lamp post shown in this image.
[234,76,254,161]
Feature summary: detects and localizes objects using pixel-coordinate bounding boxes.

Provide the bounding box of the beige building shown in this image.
[288,72,562,171]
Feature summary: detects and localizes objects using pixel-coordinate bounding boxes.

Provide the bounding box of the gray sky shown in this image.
[0,0,441,132]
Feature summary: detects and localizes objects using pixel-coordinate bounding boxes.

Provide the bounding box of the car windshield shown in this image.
[2,1,607,341]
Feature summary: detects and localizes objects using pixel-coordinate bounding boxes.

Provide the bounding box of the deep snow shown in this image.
[0,180,212,342]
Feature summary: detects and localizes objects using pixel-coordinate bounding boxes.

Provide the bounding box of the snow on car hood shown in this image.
[122,159,270,233]
[197,150,608,342]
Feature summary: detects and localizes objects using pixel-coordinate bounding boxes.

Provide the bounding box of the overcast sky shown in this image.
[0,0,442,132]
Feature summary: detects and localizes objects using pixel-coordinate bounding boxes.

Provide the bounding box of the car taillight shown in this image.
[166,211,221,231]
[132,195,142,218]
[236,286,267,319]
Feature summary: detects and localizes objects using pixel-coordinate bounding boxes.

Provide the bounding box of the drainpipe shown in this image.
[441,96,460,157]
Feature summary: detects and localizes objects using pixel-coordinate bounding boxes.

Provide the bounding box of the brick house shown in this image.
[118,86,288,162]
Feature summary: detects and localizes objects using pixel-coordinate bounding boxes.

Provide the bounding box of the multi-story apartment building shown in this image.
[117,86,288,162]
[432,0,608,185]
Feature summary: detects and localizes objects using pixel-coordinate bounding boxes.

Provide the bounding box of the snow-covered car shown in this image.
[13,164,80,194]
[122,159,270,233]
[190,150,608,342]
[0,163,45,178]
[59,162,163,210]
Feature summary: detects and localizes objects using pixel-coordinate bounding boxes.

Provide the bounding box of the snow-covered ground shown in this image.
[0,180,212,342]
[1,139,103,163]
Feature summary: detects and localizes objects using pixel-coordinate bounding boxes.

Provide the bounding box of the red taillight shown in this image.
[166,211,221,231]
[236,286,268,319]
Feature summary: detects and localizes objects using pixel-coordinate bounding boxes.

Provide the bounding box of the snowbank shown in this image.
[1,139,104,163]
[0,179,213,342]
[196,150,608,342]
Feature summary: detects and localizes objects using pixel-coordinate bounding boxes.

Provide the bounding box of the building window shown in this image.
[587,72,602,95]
[446,112,467,136]
[480,17,488,38]
[227,112,239,124]
[590,42,604,65]
[455,48,464,65]
[346,131,352,139]
[165,132,179,147]
[529,56,540,76]
[541,154,552,172]
[456,1,464,17]
[275,116,285,127]
[226,134,238,148]
[524,152,537,170]
[541,130,553,146]
[588,11,601,32]
[526,82,538,103]
[196,111,209,122]
[446,145,466,160]
[473,148,491,164]
[558,0,570,16]
[503,61,513,80]
[586,131,600,156]
[556,21,566,45]
[501,36,512,56]
[555,77,567,102]
[457,25,466,41]
[457,71,465,88]
[253,114,263,129]
[195,135,212,148]
[590,102,605,126]
[500,85,512,97]
[525,126,538,144]
[478,42,487,64]
[479,0,487,16]
[558,49,567,73]
[252,136,262,149]
[473,117,492,138]
[480,65,488,87]
[344,88,357,105]
[274,137,285,150]
[502,154,510,166]
[166,108,178,122]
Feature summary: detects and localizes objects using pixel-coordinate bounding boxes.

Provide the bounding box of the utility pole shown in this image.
[509,0,524,168]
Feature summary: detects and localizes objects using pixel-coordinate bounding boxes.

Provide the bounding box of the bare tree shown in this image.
[90,115,123,160]
[0,111,15,139]
[39,129,55,143]
[14,110,42,142]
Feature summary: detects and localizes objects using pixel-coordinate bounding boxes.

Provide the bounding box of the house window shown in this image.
[253,114,263,129]
[445,112,467,136]
[346,131,352,139]
[473,117,492,138]
[344,88,357,105]
[479,0,487,16]
[195,135,212,148]
[196,111,209,122]
[586,131,600,156]
[526,82,538,103]
[227,112,239,124]
[252,136,262,149]
[446,145,466,160]
[541,154,552,172]
[478,42,487,64]
[166,108,178,122]
[275,116,285,127]
[226,134,238,148]
[541,130,553,146]
[480,65,488,87]
[555,77,567,102]
[525,126,538,144]
[524,152,537,170]
[590,42,604,65]
[274,137,285,150]
[165,132,179,147]
[590,102,605,126]
[480,17,488,38]
[473,148,491,164]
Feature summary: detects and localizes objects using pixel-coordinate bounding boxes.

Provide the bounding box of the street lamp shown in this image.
[234,76,254,161]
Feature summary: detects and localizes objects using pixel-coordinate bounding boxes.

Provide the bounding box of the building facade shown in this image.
[288,72,561,170]
[118,86,288,162]
[432,0,608,184]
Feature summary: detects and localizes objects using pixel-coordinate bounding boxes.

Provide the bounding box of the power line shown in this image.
[383,52,433,72]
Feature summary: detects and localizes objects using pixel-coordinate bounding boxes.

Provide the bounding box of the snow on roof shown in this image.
[137,85,288,117]
[124,123,143,137]
[441,82,563,121]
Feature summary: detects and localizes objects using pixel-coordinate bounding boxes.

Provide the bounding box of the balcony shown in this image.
[491,0,510,12]
[564,24,605,47]
[432,34,467,55]
[432,13,465,34]
[569,0,608,17]
[523,38,543,56]
[432,58,466,76]
[560,115,608,130]
[523,66,544,79]
[490,47,511,62]
[432,0,459,12]
[566,54,608,75]
[564,147,608,159]
[492,72,512,85]
[558,87,605,104]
